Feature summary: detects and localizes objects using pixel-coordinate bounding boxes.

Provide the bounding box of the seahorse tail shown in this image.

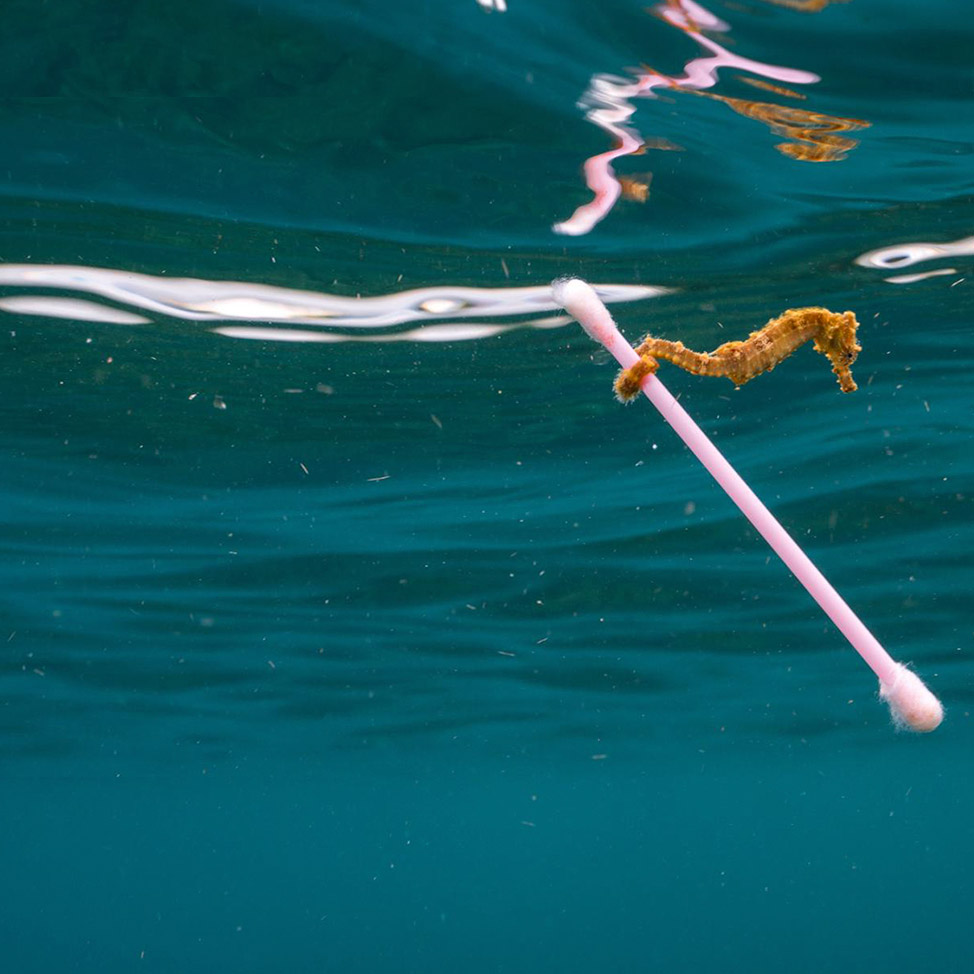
[614,354,658,402]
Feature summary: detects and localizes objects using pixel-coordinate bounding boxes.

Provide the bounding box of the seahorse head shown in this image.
[816,310,861,392]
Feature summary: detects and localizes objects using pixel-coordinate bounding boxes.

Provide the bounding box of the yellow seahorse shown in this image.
[614,307,861,401]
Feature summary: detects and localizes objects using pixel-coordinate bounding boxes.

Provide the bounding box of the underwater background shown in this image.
[2,1,972,971]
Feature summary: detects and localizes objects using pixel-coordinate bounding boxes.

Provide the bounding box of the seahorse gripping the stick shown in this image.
[614,306,861,402]
[552,277,943,732]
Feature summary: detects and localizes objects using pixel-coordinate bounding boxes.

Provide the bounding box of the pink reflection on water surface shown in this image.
[553,0,823,236]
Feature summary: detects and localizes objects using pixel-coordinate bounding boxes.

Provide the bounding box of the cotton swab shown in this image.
[553,277,943,732]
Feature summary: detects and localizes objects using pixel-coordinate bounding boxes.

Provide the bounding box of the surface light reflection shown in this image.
[856,234,973,284]
[554,0,868,236]
[0,263,668,342]
[856,234,974,270]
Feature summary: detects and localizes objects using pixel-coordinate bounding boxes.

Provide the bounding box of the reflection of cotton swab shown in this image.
[553,277,943,733]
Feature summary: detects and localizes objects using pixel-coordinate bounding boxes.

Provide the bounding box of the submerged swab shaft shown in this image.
[553,277,943,732]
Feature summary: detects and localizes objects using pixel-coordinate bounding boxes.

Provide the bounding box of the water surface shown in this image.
[2,1,972,972]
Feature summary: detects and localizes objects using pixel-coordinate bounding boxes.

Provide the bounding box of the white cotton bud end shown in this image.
[879,663,944,733]
[551,278,619,346]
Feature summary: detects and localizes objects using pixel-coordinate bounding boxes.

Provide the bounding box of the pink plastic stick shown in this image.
[553,278,943,732]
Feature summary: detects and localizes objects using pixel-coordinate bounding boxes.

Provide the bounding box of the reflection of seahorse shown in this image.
[614,307,861,401]
[682,88,870,162]
[759,0,850,11]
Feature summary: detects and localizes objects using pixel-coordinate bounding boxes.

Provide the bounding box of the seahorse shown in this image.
[614,307,861,401]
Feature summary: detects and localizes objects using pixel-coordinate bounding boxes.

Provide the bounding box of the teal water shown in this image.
[2,1,973,971]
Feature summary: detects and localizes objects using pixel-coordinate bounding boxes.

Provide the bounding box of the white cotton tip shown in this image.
[879,663,944,733]
[551,278,618,346]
